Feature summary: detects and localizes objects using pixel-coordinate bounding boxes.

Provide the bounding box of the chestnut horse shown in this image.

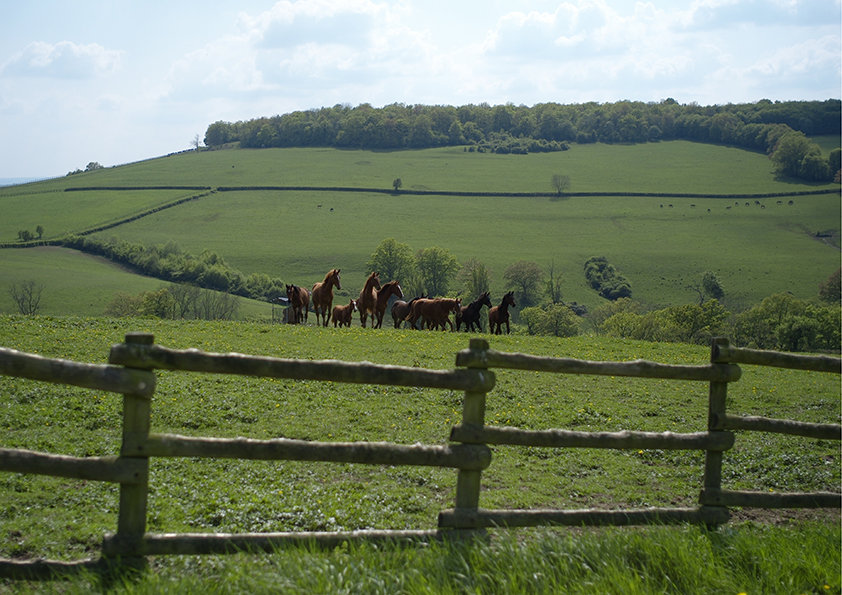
[405,298,461,331]
[286,284,310,324]
[488,291,516,334]
[456,291,492,332]
[331,298,357,327]
[373,280,404,329]
[357,272,381,328]
[311,268,341,327]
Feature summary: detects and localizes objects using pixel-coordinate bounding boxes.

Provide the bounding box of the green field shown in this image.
[0,317,838,591]
[0,141,839,317]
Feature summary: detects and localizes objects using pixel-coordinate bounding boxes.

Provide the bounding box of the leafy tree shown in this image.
[771,131,814,177]
[392,178,402,192]
[367,238,415,284]
[9,280,44,315]
[521,304,579,337]
[105,292,144,317]
[504,260,544,307]
[17,230,33,242]
[798,150,832,181]
[545,260,563,304]
[457,258,491,298]
[415,246,459,296]
[702,271,725,301]
[551,174,570,195]
[85,161,104,172]
[583,256,632,300]
[818,268,841,303]
[35,225,43,239]
[587,297,642,334]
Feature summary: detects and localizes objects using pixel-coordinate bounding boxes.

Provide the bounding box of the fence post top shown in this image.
[469,338,489,351]
[125,332,154,345]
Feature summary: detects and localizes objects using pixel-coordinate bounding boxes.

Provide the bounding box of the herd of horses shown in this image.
[284,269,517,334]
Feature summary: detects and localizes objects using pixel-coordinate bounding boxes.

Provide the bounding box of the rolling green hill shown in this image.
[0,142,839,317]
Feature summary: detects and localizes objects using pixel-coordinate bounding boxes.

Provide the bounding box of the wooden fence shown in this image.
[0,333,838,579]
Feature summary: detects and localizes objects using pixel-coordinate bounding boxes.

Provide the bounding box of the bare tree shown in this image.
[9,281,44,315]
[551,173,570,195]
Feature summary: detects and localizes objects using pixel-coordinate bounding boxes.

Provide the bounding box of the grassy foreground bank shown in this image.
[0,316,838,592]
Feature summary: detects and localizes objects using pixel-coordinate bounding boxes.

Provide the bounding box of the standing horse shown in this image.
[373,280,404,329]
[285,284,310,324]
[331,299,357,327]
[357,272,381,328]
[391,295,425,328]
[311,268,341,327]
[405,298,461,331]
[488,291,516,335]
[456,291,492,332]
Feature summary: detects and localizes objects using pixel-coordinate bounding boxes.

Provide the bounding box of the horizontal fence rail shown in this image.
[449,425,735,450]
[456,346,742,382]
[110,338,494,393]
[0,448,145,484]
[0,346,155,396]
[126,433,491,470]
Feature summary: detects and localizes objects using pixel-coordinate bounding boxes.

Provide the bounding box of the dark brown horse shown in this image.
[373,280,404,329]
[391,295,425,328]
[456,291,492,332]
[405,298,461,331]
[488,291,515,335]
[286,284,310,324]
[331,298,357,327]
[357,271,381,328]
[311,268,341,327]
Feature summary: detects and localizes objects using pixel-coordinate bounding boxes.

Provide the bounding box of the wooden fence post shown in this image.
[703,337,731,525]
[453,339,490,516]
[111,333,154,568]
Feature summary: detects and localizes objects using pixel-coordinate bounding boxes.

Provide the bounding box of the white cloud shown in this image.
[1,41,121,79]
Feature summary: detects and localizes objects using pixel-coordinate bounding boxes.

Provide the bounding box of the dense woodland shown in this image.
[204,99,842,181]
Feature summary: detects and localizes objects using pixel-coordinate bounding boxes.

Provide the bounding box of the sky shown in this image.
[1,0,839,179]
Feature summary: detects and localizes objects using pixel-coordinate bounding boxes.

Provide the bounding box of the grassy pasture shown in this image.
[0,317,838,590]
[0,141,839,317]
[86,189,839,310]
[0,247,272,319]
[38,141,836,194]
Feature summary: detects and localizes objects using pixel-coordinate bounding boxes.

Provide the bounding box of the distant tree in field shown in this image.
[9,280,44,315]
[367,238,416,284]
[17,230,33,242]
[191,134,201,152]
[415,246,459,296]
[583,256,632,300]
[392,178,402,192]
[85,162,104,172]
[35,225,43,239]
[818,268,841,303]
[771,131,814,178]
[691,271,725,304]
[551,174,570,195]
[545,260,563,303]
[829,148,841,181]
[504,260,544,307]
[457,258,491,298]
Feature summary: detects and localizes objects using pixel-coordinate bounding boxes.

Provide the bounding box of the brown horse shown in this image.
[405,298,461,331]
[373,280,404,329]
[286,284,310,324]
[357,271,381,328]
[331,298,357,327]
[488,291,516,334]
[391,295,425,328]
[311,268,341,327]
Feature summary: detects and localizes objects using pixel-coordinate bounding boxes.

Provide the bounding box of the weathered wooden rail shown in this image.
[0,333,838,580]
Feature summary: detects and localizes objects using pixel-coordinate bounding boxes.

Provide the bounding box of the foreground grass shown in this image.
[0,316,838,592]
[3,524,839,594]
